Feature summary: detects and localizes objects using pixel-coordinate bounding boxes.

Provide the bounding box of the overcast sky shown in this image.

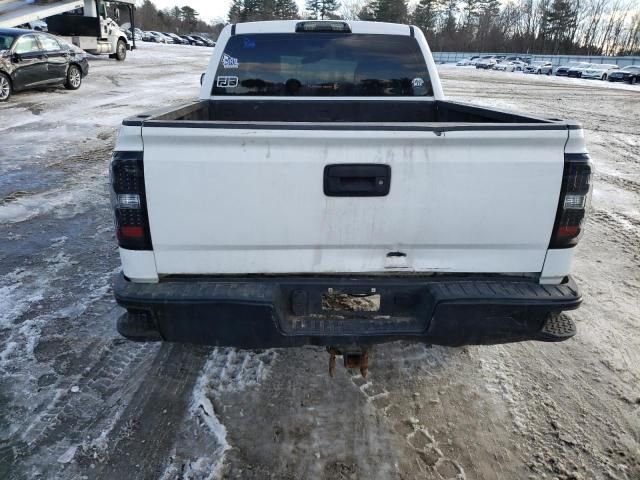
[151,0,307,23]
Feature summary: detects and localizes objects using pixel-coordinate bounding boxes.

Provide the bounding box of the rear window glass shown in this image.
[212,33,433,97]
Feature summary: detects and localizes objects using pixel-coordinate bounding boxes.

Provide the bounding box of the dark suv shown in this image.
[0,28,89,102]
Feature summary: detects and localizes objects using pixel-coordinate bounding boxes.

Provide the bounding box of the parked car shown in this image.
[112,21,590,359]
[127,28,144,41]
[493,60,526,72]
[180,35,206,46]
[503,55,531,64]
[567,63,594,78]
[607,65,640,84]
[190,35,215,47]
[581,64,619,80]
[163,32,188,45]
[556,62,589,77]
[147,31,169,43]
[456,56,479,66]
[524,61,553,75]
[0,28,89,102]
[475,56,498,69]
[124,28,142,41]
[179,34,195,45]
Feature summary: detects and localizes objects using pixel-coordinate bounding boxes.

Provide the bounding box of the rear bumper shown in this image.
[113,274,582,348]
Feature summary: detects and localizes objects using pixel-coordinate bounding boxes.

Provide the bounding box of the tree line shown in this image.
[131,0,640,55]
[132,0,225,36]
[401,0,640,55]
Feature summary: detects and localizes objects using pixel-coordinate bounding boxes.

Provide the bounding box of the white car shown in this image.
[147,31,169,43]
[524,61,553,75]
[456,56,479,66]
[493,61,527,72]
[581,64,620,80]
[475,56,499,69]
[567,63,594,78]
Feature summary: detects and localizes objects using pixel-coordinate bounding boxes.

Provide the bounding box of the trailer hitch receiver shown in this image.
[327,346,369,378]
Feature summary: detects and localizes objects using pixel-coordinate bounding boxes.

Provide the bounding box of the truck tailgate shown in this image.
[141,126,567,275]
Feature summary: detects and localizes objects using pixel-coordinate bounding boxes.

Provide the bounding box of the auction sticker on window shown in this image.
[222,53,239,69]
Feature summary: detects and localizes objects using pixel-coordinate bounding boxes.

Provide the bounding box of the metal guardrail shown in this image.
[432,52,640,67]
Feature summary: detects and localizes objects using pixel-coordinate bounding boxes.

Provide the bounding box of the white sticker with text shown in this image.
[222,53,239,69]
[217,76,239,88]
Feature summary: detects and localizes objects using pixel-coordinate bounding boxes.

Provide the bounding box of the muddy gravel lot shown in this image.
[0,45,639,480]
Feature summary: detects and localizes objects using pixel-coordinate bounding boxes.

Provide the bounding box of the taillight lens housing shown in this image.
[110,151,152,250]
[550,153,592,248]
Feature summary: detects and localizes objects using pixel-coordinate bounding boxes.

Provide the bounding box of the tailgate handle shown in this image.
[324,164,391,197]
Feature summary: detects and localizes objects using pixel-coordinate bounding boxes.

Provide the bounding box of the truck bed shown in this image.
[123,99,579,131]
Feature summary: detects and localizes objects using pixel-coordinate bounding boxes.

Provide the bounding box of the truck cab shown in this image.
[45,0,133,60]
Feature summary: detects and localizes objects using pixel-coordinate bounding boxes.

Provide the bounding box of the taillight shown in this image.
[110,151,152,250]
[550,153,592,248]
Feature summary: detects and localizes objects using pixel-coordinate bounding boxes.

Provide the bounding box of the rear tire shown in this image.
[631,77,637,85]
[64,64,82,90]
[602,74,607,81]
[115,39,127,61]
[547,69,552,75]
[0,72,11,101]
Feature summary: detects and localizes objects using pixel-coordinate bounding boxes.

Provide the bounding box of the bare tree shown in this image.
[339,0,368,19]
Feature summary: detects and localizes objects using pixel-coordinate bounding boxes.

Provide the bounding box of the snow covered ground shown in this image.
[0,43,639,480]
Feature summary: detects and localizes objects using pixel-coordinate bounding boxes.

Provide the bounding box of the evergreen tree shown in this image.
[181,6,199,25]
[228,0,264,22]
[358,1,376,20]
[273,0,300,19]
[369,0,408,23]
[228,0,244,22]
[306,0,341,20]
[242,0,263,20]
[476,0,500,50]
[542,0,578,53]
[461,0,480,28]
[413,0,444,35]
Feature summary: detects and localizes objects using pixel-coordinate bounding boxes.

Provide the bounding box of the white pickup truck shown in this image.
[111,20,591,355]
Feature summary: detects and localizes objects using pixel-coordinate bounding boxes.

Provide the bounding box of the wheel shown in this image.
[536,69,541,74]
[602,74,607,81]
[547,69,552,75]
[631,77,637,85]
[0,72,11,101]
[65,64,82,90]
[115,39,127,61]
